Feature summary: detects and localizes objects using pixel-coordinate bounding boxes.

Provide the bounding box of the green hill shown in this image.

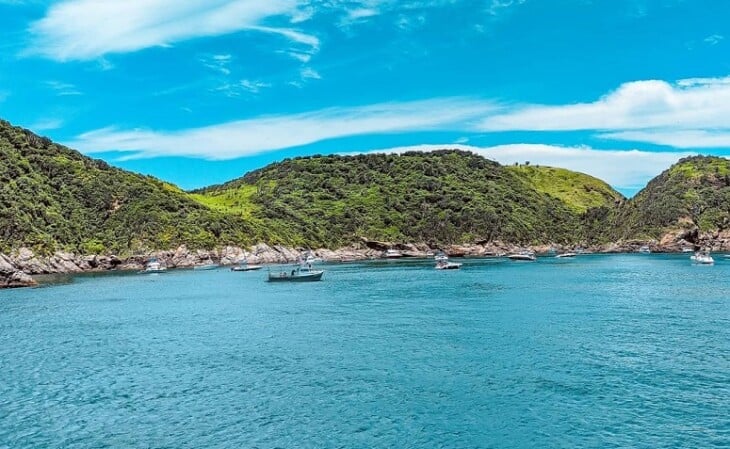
[9,115,720,254]
[507,165,624,213]
[193,151,614,247]
[0,120,256,254]
[609,155,730,240]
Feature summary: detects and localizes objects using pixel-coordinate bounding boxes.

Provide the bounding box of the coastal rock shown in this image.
[12,248,50,274]
[220,246,245,265]
[49,252,83,273]
[0,254,15,272]
[0,270,37,288]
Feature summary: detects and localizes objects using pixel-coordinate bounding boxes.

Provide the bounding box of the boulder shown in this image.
[0,270,37,289]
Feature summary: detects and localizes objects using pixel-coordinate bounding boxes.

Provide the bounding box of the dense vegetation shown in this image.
[608,156,730,240]
[194,151,622,247]
[0,120,255,254]
[3,115,729,254]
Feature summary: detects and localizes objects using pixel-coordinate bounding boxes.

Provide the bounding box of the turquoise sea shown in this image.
[1,254,728,448]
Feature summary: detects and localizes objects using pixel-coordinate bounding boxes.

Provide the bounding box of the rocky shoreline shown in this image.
[2,231,729,289]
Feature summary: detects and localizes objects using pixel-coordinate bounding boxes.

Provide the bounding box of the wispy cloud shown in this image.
[704,34,724,45]
[29,117,64,131]
[67,98,495,160]
[45,80,82,96]
[480,76,730,149]
[27,0,316,61]
[239,79,272,94]
[352,143,695,191]
[300,67,321,80]
[201,54,233,75]
[486,0,527,16]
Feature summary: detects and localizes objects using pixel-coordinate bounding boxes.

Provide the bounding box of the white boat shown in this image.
[193,262,219,270]
[435,260,462,270]
[301,251,322,264]
[507,252,536,261]
[383,249,403,259]
[555,252,577,258]
[638,245,651,253]
[139,258,167,274]
[434,252,449,262]
[231,260,263,272]
[691,252,714,265]
[682,247,695,253]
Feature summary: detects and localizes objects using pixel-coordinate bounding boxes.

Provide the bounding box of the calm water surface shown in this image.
[1,255,728,448]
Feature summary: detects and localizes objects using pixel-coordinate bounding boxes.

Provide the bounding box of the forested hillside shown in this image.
[0,120,254,254]
[5,117,727,255]
[193,151,620,247]
[607,156,730,240]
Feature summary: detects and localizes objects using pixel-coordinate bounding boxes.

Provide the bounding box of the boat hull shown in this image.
[139,269,167,274]
[231,266,263,272]
[435,263,462,270]
[194,264,219,271]
[267,271,324,282]
[507,254,536,261]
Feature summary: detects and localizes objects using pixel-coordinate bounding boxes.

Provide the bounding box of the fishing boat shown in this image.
[230,259,263,272]
[139,258,167,274]
[267,265,324,282]
[507,252,536,261]
[193,262,219,270]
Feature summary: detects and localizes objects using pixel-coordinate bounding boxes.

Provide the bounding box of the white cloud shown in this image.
[600,130,730,149]
[486,0,527,16]
[479,76,730,149]
[201,53,233,75]
[29,117,64,131]
[239,79,272,94]
[349,143,695,191]
[704,34,724,45]
[300,67,321,80]
[481,77,730,132]
[66,98,495,160]
[27,0,316,61]
[45,80,82,96]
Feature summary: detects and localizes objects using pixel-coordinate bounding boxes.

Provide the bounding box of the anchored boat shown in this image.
[267,261,324,282]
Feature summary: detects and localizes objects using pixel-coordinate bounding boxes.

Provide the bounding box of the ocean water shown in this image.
[0,254,728,448]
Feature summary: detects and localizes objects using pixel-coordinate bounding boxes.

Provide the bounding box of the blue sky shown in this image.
[1,0,730,196]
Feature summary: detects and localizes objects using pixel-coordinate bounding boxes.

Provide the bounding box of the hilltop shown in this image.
[506,165,623,213]
[0,120,256,255]
[609,155,730,244]
[192,151,620,247]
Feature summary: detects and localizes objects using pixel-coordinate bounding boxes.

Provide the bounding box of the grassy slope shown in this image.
[193,151,608,247]
[507,165,624,213]
[0,120,255,254]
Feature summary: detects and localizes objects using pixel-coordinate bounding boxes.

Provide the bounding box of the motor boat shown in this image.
[139,258,167,274]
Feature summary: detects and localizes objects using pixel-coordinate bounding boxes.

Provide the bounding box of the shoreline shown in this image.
[2,234,728,289]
